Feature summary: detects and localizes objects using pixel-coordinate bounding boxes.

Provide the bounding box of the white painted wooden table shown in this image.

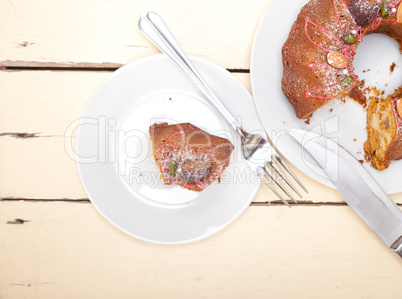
[1,0,401,298]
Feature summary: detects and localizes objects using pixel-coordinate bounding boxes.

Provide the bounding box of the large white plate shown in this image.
[76,55,260,244]
[251,0,402,194]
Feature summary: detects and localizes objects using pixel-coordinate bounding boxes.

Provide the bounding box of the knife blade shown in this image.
[288,128,402,257]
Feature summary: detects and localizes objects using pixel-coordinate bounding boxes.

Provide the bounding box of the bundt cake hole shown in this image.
[353,34,402,94]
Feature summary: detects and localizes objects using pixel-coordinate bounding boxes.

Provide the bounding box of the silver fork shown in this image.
[139,12,308,206]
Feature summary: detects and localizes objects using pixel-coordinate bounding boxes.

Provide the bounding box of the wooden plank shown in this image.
[0,201,401,299]
[0,134,343,202]
[0,71,111,136]
[0,70,251,136]
[0,132,400,203]
[0,136,84,199]
[0,0,269,69]
[1,71,401,202]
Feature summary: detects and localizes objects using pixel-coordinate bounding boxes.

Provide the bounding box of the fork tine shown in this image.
[257,167,291,207]
[272,151,309,194]
[263,164,298,204]
[266,159,303,198]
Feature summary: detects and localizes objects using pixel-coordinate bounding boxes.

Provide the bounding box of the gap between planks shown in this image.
[1,64,250,74]
[1,197,385,207]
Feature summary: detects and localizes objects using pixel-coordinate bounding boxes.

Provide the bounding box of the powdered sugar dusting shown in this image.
[281,0,402,119]
[302,0,400,99]
[153,125,233,192]
[303,0,359,98]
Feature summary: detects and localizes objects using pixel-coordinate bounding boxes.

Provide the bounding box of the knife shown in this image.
[288,128,402,257]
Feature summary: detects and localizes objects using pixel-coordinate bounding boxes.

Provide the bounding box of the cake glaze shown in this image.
[149,123,234,192]
[282,0,402,170]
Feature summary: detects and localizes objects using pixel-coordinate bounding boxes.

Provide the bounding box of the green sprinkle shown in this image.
[340,76,353,88]
[168,160,177,177]
[343,33,356,45]
[381,2,389,18]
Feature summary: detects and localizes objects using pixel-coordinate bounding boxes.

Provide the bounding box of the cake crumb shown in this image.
[329,108,333,112]
[358,160,364,164]
[349,87,367,107]
[169,97,172,101]
[353,138,357,142]
[304,118,310,125]
[390,62,396,73]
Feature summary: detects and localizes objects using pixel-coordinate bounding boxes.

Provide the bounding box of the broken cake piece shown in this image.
[364,95,402,170]
[149,123,234,192]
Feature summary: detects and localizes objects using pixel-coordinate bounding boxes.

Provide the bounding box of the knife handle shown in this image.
[391,237,402,257]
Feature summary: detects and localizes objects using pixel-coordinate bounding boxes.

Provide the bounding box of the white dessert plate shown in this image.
[251,0,402,194]
[76,54,261,244]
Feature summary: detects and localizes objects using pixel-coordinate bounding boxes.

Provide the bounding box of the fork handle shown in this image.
[139,12,245,139]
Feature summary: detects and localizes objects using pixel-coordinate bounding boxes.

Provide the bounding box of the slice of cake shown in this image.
[364,95,402,170]
[149,123,234,192]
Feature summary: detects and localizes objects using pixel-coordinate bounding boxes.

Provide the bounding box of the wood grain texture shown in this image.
[0,0,269,69]
[0,201,401,299]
